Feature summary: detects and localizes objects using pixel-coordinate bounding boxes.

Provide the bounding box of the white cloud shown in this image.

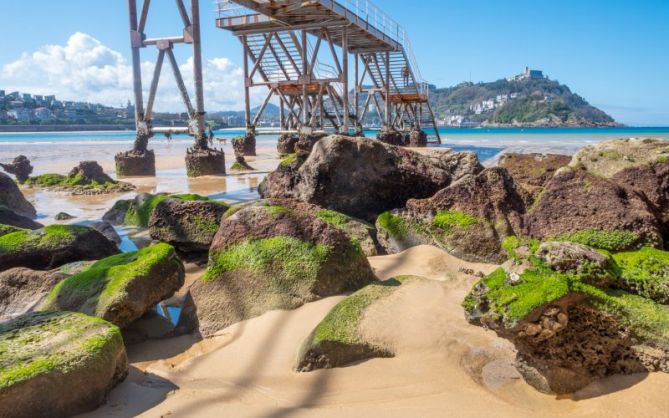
[0,32,260,112]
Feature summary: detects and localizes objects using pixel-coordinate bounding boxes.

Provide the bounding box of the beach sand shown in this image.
[77,246,669,418]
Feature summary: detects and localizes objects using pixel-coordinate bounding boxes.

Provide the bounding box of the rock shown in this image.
[259,135,482,221]
[55,212,75,221]
[0,172,36,218]
[0,155,33,183]
[102,198,132,225]
[149,197,228,253]
[536,241,613,279]
[0,224,119,272]
[190,199,376,337]
[523,166,661,250]
[230,155,255,171]
[24,162,135,195]
[90,221,122,246]
[499,153,571,199]
[0,268,69,320]
[68,161,115,184]
[377,168,526,263]
[115,149,156,177]
[316,208,380,256]
[0,207,42,230]
[408,129,428,147]
[277,134,299,155]
[295,133,328,157]
[377,128,407,146]
[464,252,669,394]
[103,193,216,228]
[185,147,226,177]
[231,133,256,156]
[0,311,127,418]
[40,243,185,328]
[611,247,669,304]
[297,278,413,372]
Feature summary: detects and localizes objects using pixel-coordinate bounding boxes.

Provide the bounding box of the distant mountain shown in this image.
[429,77,619,127]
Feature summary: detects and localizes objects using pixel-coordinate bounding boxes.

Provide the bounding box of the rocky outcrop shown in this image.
[0,268,69,321]
[523,166,661,250]
[377,168,526,263]
[0,225,119,272]
[0,155,33,184]
[190,199,376,337]
[149,197,228,253]
[464,246,669,394]
[24,161,135,195]
[376,128,406,146]
[0,172,36,219]
[41,243,184,328]
[277,134,299,155]
[499,153,570,199]
[260,135,482,221]
[0,311,127,418]
[0,207,42,230]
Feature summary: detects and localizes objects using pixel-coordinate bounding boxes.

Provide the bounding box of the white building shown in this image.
[7,109,31,122]
[33,107,54,120]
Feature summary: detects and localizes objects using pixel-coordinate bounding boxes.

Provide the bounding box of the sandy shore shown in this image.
[75,245,669,418]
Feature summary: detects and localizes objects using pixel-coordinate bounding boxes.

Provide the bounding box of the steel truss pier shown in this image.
[216,0,441,144]
[119,0,225,177]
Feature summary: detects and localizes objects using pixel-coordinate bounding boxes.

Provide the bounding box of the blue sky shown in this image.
[1,0,668,125]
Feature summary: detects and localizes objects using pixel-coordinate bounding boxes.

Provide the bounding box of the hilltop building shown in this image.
[510,67,545,82]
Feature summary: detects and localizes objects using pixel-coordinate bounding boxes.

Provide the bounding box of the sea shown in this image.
[2,127,668,165]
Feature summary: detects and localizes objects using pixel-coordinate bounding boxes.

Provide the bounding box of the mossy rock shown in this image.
[297,277,417,372]
[464,247,669,394]
[0,223,25,238]
[0,311,127,418]
[105,192,218,228]
[570,138,669,178]
[40,243,184,328]
[149,197,229,253]
[0,268,71,321]
[0,224,119,272]
[191,199,377,337]
[317,209,379,256]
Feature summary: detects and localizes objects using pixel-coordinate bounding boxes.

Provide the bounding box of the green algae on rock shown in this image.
[0,311,127,418]
[464,246,669,394]
[23,161,135,195]
[0,224,119,272]
[190,199,376,337]
[41,243,184,328]
[317,209,379,256]
[297,277,418,372]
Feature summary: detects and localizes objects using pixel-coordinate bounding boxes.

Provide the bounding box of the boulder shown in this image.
[570,138,669,226]
[611,247,669,304]
[24,161,135,195]
[149,197,228,253]
[377,168,526,263]
[230,155,255,171]
[536,241,612,275]
[103,193,216,228]
[377,128,406,146]
[90,221,122,246]
[499,153,571,199]
[523,166,661,250]
[0,208,42,230]
[260,135,482,221]
[277,134,299,155]
[102,198,133,225]
[0,155,33,184]
[464,250,669,394]
[408,129,428,147]
[0,225,119,272]
[0,172,36,218]
[316,208,380,256]
[55,212,75,221]
[297,278,411,372]
[0,268,69,320]
[190,199,376,337]
[40,243,185,328]
[0,311,127,418]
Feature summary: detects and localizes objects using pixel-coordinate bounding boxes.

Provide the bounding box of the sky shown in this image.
[1,0,668,126]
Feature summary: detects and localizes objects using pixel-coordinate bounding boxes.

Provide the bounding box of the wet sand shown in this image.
[78,246,669,418]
